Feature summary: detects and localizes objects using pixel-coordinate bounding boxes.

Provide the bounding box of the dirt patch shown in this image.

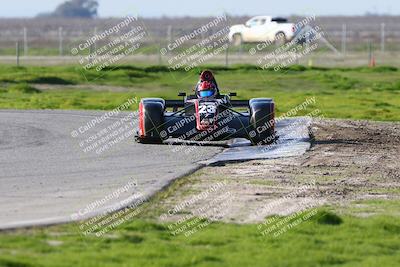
[148,119,400,223]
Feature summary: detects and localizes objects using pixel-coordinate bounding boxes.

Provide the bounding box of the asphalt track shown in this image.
[0,110,310,229]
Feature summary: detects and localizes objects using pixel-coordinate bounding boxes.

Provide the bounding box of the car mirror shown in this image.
[229,92,237,97]
[178,92,186,97]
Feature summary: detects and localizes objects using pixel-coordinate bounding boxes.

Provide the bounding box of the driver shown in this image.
[195,70,220,98]
[197,80,217,98]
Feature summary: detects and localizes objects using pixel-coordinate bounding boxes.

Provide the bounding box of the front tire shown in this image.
[137,98,165,144]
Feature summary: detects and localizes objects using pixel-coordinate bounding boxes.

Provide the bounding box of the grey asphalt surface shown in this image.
[0,110,310,229]
[0,110,221,229]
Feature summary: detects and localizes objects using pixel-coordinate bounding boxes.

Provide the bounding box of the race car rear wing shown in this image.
[229,100,249,107]
[165,100,249,108]
[165,100,185,107]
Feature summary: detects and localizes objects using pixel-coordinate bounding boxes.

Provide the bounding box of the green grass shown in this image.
[341,199,400,217]
[0,208,399,267]
[1,172,399,266]
[0,64,399,120]
[0,64,399,265]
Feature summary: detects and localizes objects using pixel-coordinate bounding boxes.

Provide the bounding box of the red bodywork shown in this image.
[193,99,219,131]
[138,101,145,137]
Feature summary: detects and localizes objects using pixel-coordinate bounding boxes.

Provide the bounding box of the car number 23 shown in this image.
[198,103,217,114]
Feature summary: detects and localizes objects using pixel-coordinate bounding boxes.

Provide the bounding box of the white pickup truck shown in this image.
[228,16,298,46]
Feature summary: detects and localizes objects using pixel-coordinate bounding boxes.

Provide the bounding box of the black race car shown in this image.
[136,71,275,146]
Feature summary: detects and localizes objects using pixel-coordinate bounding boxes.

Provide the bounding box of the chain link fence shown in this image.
[1,16,399,66]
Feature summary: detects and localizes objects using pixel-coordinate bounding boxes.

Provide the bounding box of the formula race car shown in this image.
[136,70,275,146]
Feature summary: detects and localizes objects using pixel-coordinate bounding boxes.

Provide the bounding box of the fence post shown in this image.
[89,44,93,65]
[341,24,346,55]
[158,41,162,65]
[368,41,375,67]
[93,27,97,52]
[58,27,63,56]
[23,27,28,56]
[305,29,310,50]
[368,41,371,63]
[380,23,385,54]
[225,45,229,67]
[167,25,172,44]
[16,42,20,67]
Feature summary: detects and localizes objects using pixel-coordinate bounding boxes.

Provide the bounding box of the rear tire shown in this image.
[137,98,165,144]
[249,98,275,145]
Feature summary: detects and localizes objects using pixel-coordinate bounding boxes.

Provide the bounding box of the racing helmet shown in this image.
[197,80,217,98]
